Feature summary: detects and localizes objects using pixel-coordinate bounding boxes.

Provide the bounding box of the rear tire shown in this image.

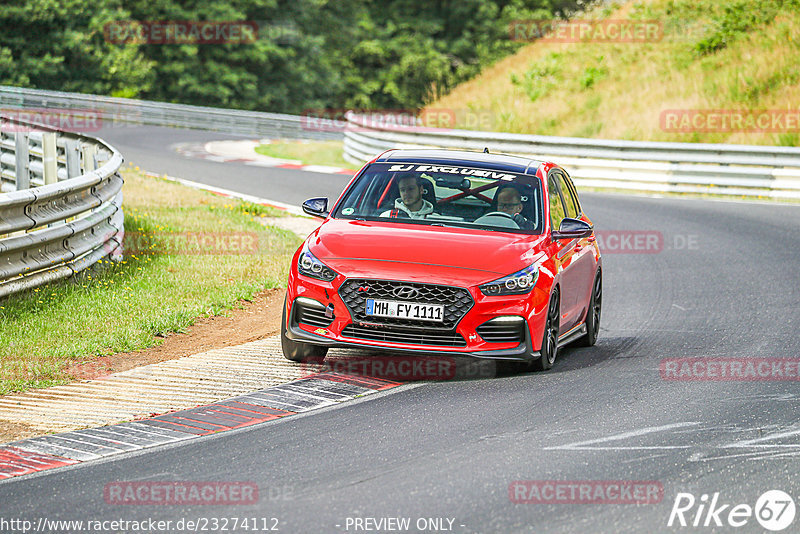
[575,270,601,347]
[281,297,328,363]
[531,289,560,372]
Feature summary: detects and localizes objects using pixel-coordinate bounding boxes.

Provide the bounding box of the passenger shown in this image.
[380,174,435,219]
[496,186,536,230]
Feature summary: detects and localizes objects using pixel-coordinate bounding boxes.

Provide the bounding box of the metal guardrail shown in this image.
[0,85,340,141]
[343,112,800,199]
[0,113,124,298]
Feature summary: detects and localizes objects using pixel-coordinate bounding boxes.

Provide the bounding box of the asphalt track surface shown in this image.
[93,124,354,204]
[2,125,799,533]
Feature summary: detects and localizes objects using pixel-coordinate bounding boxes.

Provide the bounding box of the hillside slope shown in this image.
[427,0,800,146]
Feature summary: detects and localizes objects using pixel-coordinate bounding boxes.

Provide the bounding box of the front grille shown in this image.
[342,324,467,347]
[294,301,333,328]
[477,318,526,343]
[339,279,474,330]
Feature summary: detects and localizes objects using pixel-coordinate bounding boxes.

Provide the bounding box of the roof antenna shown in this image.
[483,147,489,153]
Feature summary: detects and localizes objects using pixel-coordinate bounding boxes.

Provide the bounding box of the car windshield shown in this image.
[332,162,544,234]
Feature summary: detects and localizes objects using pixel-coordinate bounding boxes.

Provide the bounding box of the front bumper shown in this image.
[285,319,539,361]
[285,276,545,362]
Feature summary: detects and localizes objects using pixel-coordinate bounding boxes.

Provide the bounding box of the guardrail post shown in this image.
[14,132,30,190]
[82,143,97,173]
[65,139,81,178]
[42,132,57,184]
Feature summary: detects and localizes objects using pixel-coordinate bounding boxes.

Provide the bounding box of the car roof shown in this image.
[374,149,545,176]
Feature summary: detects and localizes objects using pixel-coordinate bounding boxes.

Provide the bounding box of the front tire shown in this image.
[531,289,560,372]
[281,297,328,362]
[495,289,560,375]
[575,269,601,347]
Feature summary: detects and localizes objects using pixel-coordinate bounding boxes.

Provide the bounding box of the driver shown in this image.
[380,173,435,219]
[496,186,536,230]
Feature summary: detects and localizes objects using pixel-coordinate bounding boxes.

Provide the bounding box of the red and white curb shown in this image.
[0,373,399,481]
[174,140,356,175]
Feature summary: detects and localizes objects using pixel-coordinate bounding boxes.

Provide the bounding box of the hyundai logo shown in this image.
[392,286,420,300]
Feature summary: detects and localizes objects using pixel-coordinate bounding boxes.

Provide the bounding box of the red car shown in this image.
[281,149,602,372]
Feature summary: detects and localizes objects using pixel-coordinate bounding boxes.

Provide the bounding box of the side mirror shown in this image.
[302,197,329,218]
[552,218,593,240]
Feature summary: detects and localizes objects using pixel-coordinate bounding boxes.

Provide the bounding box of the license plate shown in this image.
[366,299,444,322]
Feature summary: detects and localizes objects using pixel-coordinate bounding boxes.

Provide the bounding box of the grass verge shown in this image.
[429,0,800,146]
[255,140,355,169]
[0,168,301,395]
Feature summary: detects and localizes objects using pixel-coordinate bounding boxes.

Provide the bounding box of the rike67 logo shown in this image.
[668,490,796,531]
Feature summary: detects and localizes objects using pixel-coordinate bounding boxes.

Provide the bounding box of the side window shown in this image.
[556,172,579,219]
[561,171,582,217]
[547,173,566,230]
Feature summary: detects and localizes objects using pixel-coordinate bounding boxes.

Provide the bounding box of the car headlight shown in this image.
[298,246,338,281]
[480,264,539,296]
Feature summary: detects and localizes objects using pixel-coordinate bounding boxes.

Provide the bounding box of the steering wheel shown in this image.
[482,211,515,221]
[473,211,521,229]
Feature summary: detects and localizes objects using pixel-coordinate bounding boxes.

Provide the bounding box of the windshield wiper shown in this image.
[429,221,497,231]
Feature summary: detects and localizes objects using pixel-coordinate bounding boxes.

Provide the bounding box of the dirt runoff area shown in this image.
[65,287,286,380]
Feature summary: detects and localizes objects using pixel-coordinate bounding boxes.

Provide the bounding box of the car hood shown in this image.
[307,218,547,286]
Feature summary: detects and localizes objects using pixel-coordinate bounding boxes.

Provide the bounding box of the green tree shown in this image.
[0,0,153,97]
[1,0,580,113]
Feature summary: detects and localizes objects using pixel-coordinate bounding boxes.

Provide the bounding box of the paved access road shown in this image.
[2,125,798,533]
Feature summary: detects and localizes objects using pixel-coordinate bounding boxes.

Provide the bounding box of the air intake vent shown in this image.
[477,317,525,343]
[294,299,333,328]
